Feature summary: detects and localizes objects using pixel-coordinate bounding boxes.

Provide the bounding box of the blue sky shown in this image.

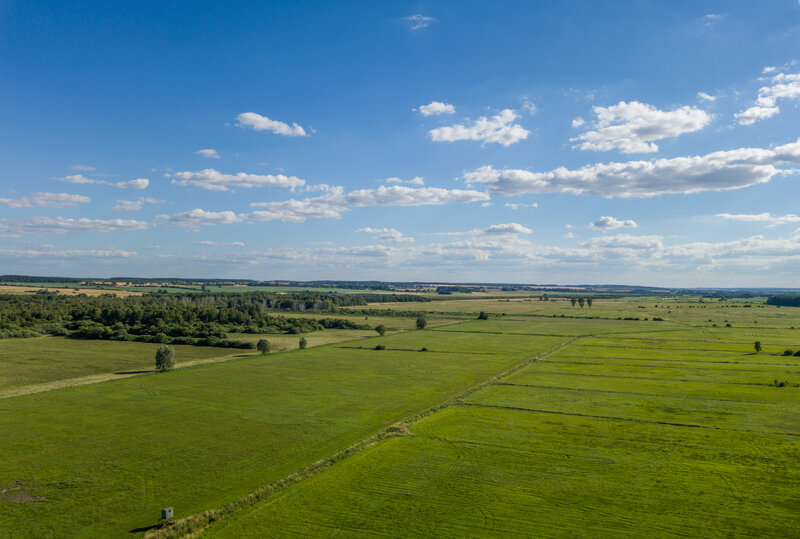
[1,1,800,286]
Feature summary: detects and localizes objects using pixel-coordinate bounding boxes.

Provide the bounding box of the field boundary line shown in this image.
[145,337,582,538]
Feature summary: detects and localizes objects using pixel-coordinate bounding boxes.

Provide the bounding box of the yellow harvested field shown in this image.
[0,285,142,297]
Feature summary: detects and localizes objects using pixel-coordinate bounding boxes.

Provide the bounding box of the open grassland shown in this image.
[0,330,564,537]
[0,328,387,397]
[201,315,800,538]
[1,297,799,537]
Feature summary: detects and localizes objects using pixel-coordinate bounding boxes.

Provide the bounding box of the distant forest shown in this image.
[0,291,429,348]
[766,296,800,307]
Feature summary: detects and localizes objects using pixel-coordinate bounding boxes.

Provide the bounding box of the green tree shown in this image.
[754,341,762,353]
[299,337,308,349]
[416,317,427,329]
[477,311,489,320]
[155,345,176,371]
[578,297,585,308]
[257,339,270,355]
[375,324,386,336]
[571,297,577,308]
[587,297,592,308]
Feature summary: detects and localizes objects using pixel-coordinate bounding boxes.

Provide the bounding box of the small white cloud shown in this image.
[0,192,90,209]
[236,112,308,137]
[564,232,575,239]
[171,168,305,191]
[407,176,425,186]
[571,101,711,153]
[116,178,149,190]
[418,101,455,116]
[736,69,800,125]
[70,164,96,171]
[589,216,638,230]
[565,224,573,229]
[0,217,148,237]
[195,240,245,247]
[404,14,435,30]
[56,174,104,185]
[429,109,530,147]
[715,212,800,226]
[581,234,662,249]
[158,209,243,230]
[522,100,537,115]
[357,227,414,244]
[195,149,220,159]
[697,92,716,102]
[482,223,532,235]
[571,117,585,128]
[701,13,721,26]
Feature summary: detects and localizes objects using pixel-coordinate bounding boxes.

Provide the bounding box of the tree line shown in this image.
[0,291,418,347]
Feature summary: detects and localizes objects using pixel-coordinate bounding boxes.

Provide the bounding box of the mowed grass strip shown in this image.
[203,405,800,538]
[0,337,561,537]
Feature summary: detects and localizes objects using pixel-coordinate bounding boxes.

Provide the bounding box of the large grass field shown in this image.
[1,296,799,537]
[201,315,800,538]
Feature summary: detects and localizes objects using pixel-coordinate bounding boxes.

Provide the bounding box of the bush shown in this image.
[783,349,794,356]
[794,350,800,357]
[257,339,270,355]
[155,345,176,371]
[754,341,762,353]
[374,345,385,350]
[375,324,386,336]
[419,347,428,352]
[477,311,489,320]
[298,337,308,349]
[416,317,427,330]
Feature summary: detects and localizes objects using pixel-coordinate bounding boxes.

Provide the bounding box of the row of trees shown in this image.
[570,297,593,308]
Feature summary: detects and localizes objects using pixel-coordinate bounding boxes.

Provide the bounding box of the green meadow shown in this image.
[0,294,799,537]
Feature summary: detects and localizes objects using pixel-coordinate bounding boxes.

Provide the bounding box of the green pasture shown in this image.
[0,335,554,537]
[207,405,800,538]
[0,338,231,393]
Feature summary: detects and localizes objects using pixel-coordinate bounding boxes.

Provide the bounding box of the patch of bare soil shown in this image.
[0,482,46,503]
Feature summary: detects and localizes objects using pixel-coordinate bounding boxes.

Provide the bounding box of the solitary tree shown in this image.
[587,297,592,308]
[375,324,386,336]
[571,298,577,308]
[477,311,489,320]
[416,317,427,330]
[299,337,308,349]
[578,297,585,308]
[155,345,176,371]
[754,341,762,353]
[257,339,270,355]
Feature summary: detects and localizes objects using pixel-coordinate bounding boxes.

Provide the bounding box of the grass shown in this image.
[197,313,800,538]
[0,337,555,537]
[2,295,800,537]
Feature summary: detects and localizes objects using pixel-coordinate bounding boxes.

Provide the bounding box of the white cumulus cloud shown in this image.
[417,101,455,116]
[236,112,308,136]
[736,70,800,125]
[589,216,638,230]
[463,138,800,198]
[158,209,243,230]
[357,227,414,244]
[571,101,711,153]
[116,178,149,190]
[715,212,800,226]
[195,149,220,159]
[170,168,305,191]
[0,192,90,209]
[429,109,530,147]
[0,217,148,237]
[482,223,532,235]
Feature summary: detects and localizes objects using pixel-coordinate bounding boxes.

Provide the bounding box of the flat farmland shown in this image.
[0,332,560,537]
[200,315,800,538]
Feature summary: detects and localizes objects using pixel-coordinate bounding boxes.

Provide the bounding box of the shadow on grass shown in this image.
[114,370,153,375]
[129,524,159,533]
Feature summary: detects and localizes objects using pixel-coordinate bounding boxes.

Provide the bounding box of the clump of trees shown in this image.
[257,339,270,355]
[416,317,427,329]
[570,297,593,308]
[766,296,800,307]
[155,345,176,371]
[477,312,489,320]
[375,324,386,336]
